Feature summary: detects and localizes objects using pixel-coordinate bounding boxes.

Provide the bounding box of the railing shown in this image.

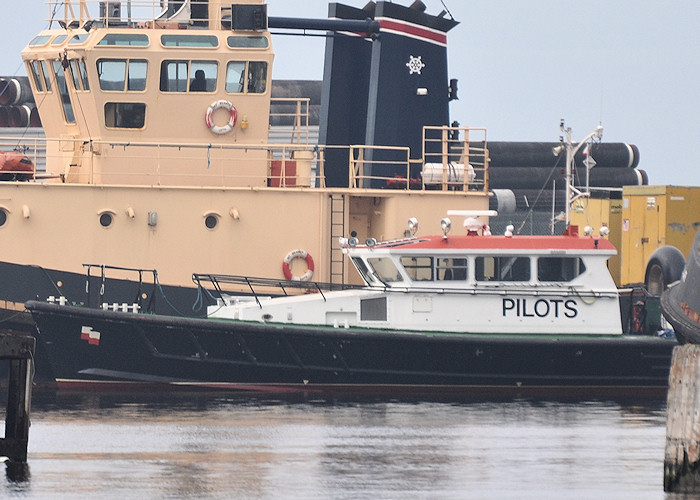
[193,273,362,309]
[423,126,489,192]
[268,98,311,145]
[0,126,491,193]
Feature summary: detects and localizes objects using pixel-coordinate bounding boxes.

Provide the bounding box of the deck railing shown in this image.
[0,125,489,193]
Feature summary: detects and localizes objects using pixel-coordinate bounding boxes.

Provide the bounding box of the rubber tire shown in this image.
[644,245,686,296]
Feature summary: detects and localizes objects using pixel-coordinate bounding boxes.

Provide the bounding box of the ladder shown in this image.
[329,194,346,285]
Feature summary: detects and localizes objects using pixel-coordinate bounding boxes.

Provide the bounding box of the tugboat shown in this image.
[26,211,676,394]
[0,0,490,327]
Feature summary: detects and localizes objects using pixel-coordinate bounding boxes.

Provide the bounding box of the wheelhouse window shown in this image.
[225,61,267,94]
[28,61,45,92]
[68,33,90,45]
[29,35,52,47]
[40,61,52,92]
[476,256,531,282]
[367,257,404,283]
[537,257,586,282]
[400,256,433,281]
[227,36,269,48]
[51,60,75,123]
[160,60,217,92]
[97,33,149,46]
[352,257,376,284]
[51,34,69,46]
[68,59,90,91]
[161,35,218,47]
[97,59,147,91]
[104,102,146,129]
[436,258,468,281]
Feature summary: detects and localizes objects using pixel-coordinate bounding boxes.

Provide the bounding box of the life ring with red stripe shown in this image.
[282,249,314,281]
[205,100,237,134]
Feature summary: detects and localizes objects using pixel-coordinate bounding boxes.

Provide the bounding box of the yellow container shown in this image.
[570,194,623,286]
[620,185,700,285]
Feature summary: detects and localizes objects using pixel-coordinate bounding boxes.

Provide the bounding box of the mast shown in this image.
[552,120,604,228]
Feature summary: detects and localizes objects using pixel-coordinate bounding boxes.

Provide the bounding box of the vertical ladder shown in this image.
[329,194,346,286]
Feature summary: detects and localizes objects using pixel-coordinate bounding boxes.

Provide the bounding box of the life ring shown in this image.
[282,249,315,281]
[205,100,237,135]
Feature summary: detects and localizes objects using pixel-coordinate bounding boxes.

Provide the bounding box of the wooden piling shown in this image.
[0,330,35,464]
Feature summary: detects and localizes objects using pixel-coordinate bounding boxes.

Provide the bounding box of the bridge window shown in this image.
[38,61,52,92]
[227,36,269,48]
[104,102,146,129]
[97,59,148,91]
[537,257,586,282]
[160,60,217,92]
[29,35,52,47]
[51,34,68,46]
[225,61,267,94]
[161,35,218,48]
[97,33,149,46]
[436,258,468,281]
[69,59,90,91]
[68,33,90,45]
[28,61,45,92]
[476,256,530,282]
[51,60,75,123]
[401,256,433,281]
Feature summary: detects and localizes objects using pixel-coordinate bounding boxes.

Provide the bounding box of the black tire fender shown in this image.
[644,245,686,295]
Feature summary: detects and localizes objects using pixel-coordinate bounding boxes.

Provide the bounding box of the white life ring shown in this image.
[205,100,237,135]
[282,249,315,281]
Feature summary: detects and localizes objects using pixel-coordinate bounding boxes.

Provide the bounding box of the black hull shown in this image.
[26,300,675,395]
[662,231,700,344]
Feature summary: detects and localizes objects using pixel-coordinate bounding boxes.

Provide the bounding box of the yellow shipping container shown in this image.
[570,194,623,286]
[620,185,700,285]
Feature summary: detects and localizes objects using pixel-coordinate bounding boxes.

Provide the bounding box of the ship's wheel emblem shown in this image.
[406,55,425,75]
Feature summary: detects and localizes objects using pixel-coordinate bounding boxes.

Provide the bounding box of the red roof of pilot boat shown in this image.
[377,234,617,252]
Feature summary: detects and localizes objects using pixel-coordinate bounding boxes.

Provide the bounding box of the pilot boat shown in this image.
[26,212,676,394]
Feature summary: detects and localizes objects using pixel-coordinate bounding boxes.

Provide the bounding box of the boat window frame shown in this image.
[537,256,587,283]
[68,59,91,92]
[225,60,268,94]
[104,102,147,129]
[29,35,53,47]
[475,255,531,282]
[27,60,46,93]
[39,60,52,92]
[160,59,218,93]
[161,34,219,48]
[226,36,269,49]
[367,257,405,284]
[400,256,434,282]
[96,58,148,92]
[436,257,469,281]
[68,33,91,45]
[51,59,76,124]
[97,33,150,47]
[351,257,376,284]
[51,34,69,46]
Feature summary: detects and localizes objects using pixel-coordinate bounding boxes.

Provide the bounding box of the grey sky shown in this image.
[2,0,698,186]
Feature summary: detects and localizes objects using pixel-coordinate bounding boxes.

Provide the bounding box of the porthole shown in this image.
[0,209,7,227]
[205,214,218,229]
[99,212,113,227]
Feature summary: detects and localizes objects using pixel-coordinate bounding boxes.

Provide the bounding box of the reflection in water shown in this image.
[0,392,675,499]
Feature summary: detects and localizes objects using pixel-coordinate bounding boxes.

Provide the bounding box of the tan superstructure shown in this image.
[0,0,489,297]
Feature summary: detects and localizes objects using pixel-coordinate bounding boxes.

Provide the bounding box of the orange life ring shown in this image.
[205,100,237,134]
[282,249,315,281]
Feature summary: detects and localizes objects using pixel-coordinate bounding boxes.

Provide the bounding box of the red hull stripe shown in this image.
[378,18,447,46]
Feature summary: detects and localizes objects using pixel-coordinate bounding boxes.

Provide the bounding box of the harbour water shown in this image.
[0,391,689,499]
